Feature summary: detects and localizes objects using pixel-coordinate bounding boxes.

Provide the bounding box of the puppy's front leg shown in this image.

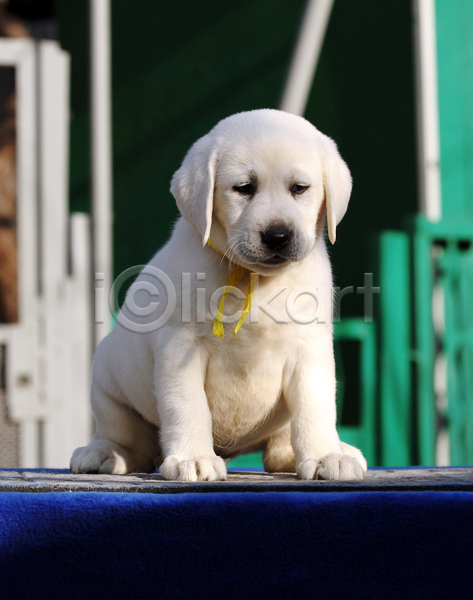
[284,335,366,481]
[155,336,226,482]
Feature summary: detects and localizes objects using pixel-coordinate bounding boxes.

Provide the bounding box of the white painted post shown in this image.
[280,0,334,116]
[413,0,447,466]
[90,0,113,347]
[38,41,70,467]
[65,213,93,456]
[413,0,442,221]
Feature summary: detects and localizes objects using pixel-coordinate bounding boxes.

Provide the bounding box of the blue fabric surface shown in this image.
[1,490,473,599]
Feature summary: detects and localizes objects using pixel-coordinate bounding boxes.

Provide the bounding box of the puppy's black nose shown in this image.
[260,225,293,252]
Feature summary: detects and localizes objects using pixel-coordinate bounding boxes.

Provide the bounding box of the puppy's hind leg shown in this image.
[263,425,296,473]
[70,385,159,475]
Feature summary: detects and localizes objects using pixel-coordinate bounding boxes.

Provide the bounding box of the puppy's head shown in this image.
[171,109,351,272]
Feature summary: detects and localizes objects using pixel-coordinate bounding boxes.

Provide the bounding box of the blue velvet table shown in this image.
[1,468,472,599]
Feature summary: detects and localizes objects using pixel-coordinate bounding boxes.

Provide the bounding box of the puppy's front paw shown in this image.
[159,455,227,482]
[70,440,154,474]
[297,453,364,481]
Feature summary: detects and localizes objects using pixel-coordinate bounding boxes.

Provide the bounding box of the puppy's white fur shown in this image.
[71,109,367,481]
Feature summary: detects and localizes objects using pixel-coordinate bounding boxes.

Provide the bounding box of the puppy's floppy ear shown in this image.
[316,132,352,244]
[170,134,218,247]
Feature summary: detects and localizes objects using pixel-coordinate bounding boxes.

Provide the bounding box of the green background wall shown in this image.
[56,0,418,304]
[436,0,473,221]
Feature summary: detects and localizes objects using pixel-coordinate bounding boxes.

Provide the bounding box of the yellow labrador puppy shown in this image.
[71,109,367,481]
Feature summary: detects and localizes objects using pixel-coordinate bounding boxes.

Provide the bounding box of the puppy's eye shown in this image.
[291,183,309,195]
[232,183,255,196]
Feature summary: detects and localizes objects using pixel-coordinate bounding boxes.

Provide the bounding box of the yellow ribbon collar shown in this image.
[207,238,256,339]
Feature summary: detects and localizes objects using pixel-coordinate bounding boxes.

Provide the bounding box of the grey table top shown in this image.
[1,467,473,494]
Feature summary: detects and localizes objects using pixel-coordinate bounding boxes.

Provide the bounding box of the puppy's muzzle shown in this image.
[260,224,293,252]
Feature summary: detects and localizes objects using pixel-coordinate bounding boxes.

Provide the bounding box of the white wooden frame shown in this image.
[0,39,93,467]
[0,40,39,466]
